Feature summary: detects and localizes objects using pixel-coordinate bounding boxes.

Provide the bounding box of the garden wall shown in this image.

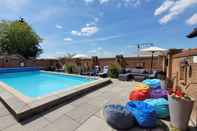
[61,56,165,71]
[0,56,165,71]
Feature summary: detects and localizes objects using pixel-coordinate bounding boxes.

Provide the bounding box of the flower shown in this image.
[169,88,191,100]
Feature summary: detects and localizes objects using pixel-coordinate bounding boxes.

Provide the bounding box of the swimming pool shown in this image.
[0,68,111,121]
[0,71,95,98]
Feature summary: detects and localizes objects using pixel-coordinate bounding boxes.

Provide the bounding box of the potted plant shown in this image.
[64,64,74,74]
[168,87,194,131]
[108,64,120,78]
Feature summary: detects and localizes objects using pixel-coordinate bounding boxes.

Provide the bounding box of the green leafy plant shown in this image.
[64,64,74,74]
[108,64,120,78]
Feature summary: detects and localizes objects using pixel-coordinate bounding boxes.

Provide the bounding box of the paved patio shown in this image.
[0,79,196,131]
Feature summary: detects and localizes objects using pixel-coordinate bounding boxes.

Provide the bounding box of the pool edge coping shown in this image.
[0,71,112,121]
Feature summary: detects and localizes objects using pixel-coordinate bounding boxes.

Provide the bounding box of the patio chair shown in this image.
[98,66,109,78]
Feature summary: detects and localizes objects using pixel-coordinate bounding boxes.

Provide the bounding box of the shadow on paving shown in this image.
[19,82,111,125]
[115,120,170,131]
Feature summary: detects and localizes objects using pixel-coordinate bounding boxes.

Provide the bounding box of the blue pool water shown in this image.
[0,71,94,97]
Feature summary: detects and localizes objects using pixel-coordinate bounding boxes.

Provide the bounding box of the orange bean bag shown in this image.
[128,89,150,101]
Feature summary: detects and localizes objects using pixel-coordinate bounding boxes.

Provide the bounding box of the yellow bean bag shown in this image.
[133,83,149,91]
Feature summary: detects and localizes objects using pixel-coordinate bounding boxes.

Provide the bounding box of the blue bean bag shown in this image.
[103,104,135,130]
[144,98,169,119]
[126,101,157,128]
[143,79,161,89]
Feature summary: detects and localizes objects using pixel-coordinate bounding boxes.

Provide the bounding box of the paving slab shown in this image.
[38,115,80,131]
[65,103,100,124]
[2,124,27,131]
[70,96,91,107]
[0,115,17,130]
[76,116,113,131]
[20,114,50,131]
[44,104,75,122]
[0,105,10,117]
[95,109,105,120]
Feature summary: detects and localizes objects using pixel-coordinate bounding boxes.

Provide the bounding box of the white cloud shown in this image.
[99,0,110,4]
[56,24,63,29]
[84,0,94,3]
[84,0,149,7]
[71,16,99,37]
[71,30,82,36]
[186,13,197,25]
[71,26,98,37]
[0,0,29,11]
[64,37,73,42]
[68,35,122,44]
[155,0,197,24]
[88,47,115,58]
[82,26,98,36]
[154,0,175,16]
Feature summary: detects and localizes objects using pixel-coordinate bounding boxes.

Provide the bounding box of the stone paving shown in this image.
[0,79,196,131]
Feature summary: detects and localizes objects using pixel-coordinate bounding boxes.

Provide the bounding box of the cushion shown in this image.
[126,101,157,128]
[103,104,135,130]
[143,79,161,89]
[144,98,169,119]
[131,68,141,73]
[150,89,168,99]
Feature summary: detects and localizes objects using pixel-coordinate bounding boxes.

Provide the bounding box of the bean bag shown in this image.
[128,89,150,101]
[126,101,157,128]
[144,98,169,119]
[103,104,136,130]
[133,83,149,91]
[150,89,168,99]
[143,79,161,89]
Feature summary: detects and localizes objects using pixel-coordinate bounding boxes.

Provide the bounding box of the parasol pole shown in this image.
[150,51,155,73]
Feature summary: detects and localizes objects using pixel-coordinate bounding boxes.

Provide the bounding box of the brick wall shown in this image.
[0,58,58,70]
[0,56,165,71]
[62,56,165,71]
[170,49,197,125]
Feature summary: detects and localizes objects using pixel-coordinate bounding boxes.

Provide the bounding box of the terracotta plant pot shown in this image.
[168,95,194,131]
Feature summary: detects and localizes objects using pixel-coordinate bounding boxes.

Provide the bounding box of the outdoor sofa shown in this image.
[118,68,159,81]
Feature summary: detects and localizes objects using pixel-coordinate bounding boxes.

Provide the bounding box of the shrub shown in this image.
[64,64,74,73]
[109,64,120,78]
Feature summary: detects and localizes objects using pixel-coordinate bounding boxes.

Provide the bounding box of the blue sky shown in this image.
[0,0,196,58]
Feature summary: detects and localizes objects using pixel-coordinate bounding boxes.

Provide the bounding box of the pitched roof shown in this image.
[173,48,197,58]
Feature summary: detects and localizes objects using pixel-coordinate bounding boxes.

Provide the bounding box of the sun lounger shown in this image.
[99,66,109,78]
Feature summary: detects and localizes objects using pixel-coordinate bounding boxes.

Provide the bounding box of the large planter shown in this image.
[160,80,166,89]
[168,95,194,131]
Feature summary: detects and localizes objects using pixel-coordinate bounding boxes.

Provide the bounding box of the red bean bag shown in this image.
[129,89,150,101]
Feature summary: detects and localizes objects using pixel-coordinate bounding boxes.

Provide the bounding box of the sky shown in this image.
[0,0,196,58]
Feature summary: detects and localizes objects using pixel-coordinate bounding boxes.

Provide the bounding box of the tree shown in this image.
[0,19,42,58]
[65,53,76,59]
